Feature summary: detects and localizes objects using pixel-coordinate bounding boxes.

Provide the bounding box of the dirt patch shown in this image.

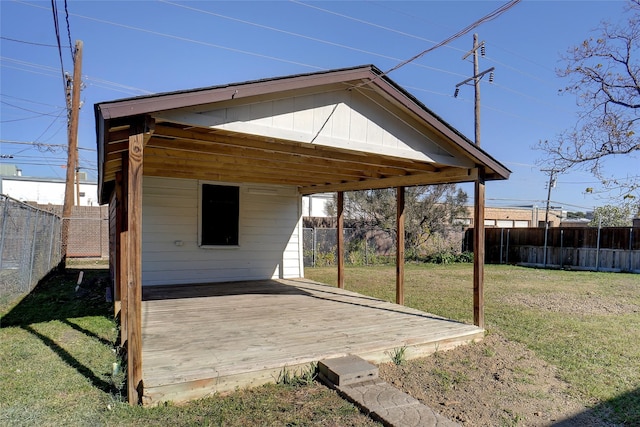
[499,293,639,316]
[378,333,612,426]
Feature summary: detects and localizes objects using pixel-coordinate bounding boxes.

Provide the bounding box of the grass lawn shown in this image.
[306,263,640,425]
[1,263,638,425]
[0,267,378,427]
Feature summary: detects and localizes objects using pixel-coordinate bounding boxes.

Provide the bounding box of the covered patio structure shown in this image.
[141,278,484,404]
[95,65,510,405]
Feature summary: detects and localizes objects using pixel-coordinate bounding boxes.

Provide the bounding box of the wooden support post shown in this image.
[113,171,123,321]
[126,122,144,405]
[119,161,129,348]
[473,169,486,328]
[396,186,405,305]
[337,191,345,289]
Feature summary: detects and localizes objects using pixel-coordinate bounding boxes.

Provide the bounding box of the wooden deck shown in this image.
[140,279,484,405]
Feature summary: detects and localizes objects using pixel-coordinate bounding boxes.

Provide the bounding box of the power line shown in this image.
[16,0,559,117]
[50,0,68,102]
[159,0,462,78]
[1,56,152,95]
[0,36,68,48]
[1,115,61,123]
[1,100,66,117]
[291,0,443,46]
[1,56,61,74]
[0,93,64,108]
[62,8,324,70]
[298,0,554,88]
[63,0,74,63]
[82,75,153,95]
[377,0,521,81]
[0,139,97,152]
[32,110,68,144]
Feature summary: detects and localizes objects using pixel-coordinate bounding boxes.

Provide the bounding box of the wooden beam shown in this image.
[152,125,438,173]
[299,168,478,195]
[473,168,486,328]
[142,149,367,183]
[141,145,389,179]
[142,165,317,186]
[396,186,405,305]
[144,136,424,178]
[337,191,345,289]
[127,120,145,405]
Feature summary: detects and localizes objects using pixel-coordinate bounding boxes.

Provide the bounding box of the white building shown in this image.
[302,193,332,217]
[0,166,98,206]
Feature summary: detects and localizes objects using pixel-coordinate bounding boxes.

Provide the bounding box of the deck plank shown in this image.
[140,279,483,405]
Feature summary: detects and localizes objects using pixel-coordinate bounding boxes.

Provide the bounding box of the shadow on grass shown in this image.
[1,267,111,326]
[553,387,640,426]
[21,323,116,393]
[1,267,118,395]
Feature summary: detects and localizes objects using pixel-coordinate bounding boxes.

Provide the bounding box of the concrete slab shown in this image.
[318,355,379,386]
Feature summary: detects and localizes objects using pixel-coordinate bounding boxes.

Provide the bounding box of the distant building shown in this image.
[459,205,566,228]
[302,194,568,229]
[560,218,591,227]
[0,165,98,206]
[302,193,333,217]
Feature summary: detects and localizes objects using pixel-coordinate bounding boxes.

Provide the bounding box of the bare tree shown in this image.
[536,0,640,212]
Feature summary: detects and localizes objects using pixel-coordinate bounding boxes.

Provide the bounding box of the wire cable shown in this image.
[353,0,522,88]
[64,0,74,63]
[1,100,66,117]
[50,0,68,101]
[160,0,465,79]
[0,36,68,48]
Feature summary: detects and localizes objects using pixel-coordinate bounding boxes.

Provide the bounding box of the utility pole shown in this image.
[61,40,83,263]
[542,169,557,267]
[455,34,494,328]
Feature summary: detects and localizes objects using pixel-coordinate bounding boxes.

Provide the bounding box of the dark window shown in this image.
[201,184,239,246]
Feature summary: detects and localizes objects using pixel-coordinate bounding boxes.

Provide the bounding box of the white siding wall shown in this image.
[153,88,469,167]
[142,176,303,286]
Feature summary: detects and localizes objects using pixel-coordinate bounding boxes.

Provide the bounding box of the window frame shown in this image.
[198,182,241,248]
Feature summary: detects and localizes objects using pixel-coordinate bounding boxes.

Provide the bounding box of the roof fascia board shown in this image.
[96,66,375,121]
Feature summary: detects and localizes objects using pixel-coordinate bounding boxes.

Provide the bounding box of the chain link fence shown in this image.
[0,195,62,303]
[303,225,467,267]
[303,227,397,267]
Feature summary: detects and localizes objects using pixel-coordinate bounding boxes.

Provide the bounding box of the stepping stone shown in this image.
[319,355,460,426]
[318,355,379,386]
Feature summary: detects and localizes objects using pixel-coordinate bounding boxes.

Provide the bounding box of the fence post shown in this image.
[629,228,633,273]
[595,217,602,272]
[506,228,510,264]
[0,197,8,270]
[47,213,57,268]
[19,208,32,292]
[312,227,317,267]
[560,229,564,269]
[499,228,504,264]
[364,226,369,266]
[543,224,549,268]
[28,210,40,291]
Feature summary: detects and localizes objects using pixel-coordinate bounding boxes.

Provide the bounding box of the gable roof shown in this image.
[95,64,510,204]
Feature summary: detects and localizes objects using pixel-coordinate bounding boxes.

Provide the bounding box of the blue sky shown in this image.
[0,0,633,212]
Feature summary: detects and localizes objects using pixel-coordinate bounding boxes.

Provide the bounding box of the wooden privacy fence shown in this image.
[464,227,640,273]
